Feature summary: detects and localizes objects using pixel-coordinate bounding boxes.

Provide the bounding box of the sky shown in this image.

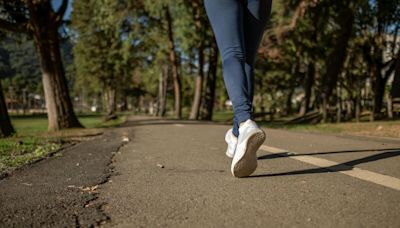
[51,0,74,19]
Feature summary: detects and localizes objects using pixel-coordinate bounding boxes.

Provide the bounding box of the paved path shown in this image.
[102,116,400,227]
[1,115,400,227]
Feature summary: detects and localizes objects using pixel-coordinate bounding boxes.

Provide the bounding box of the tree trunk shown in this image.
[158,65,168,117]
[300,11,318,116]
[189,44,204,120]
[0,80,15,137]
[189,0,205,120]
[29,1,82,131]
[336,85,342,123]
[321,6,354,123]
[165,6,182,119]
[105,86,117,120]
[370,2,400,119]
[355,92,361,122]
[285,89,294,116]
[372,72,388,117]
[300,62,315,115]
[287,54,300,116]
[390,53,400,98]
[372,51,397,118]
[201,38,218,120]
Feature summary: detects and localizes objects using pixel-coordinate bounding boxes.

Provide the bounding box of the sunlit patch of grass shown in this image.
[0,113,127,176]
[0,136,61,173]
[10,113,127,135]
[80,114,126,128]
[259,120,400,138]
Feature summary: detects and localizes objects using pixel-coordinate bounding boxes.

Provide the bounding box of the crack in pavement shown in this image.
[0,129,128,228]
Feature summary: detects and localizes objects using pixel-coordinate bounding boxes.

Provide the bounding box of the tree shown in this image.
[365,0,400,119]
[201,37,219,120]
[187,0,207,120]
[164,5,182,119]
[0,0,82,130]
[142,0,183,119]
[0,46,15,137]
[1,34,43,114]
[320,1,355,122]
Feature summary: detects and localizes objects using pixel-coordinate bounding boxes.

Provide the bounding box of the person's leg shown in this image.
[232,0,272,135]
[244,0,272,103]
[204,0,252,137]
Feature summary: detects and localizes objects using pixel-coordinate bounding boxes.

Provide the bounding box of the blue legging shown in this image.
[204,0,272,137]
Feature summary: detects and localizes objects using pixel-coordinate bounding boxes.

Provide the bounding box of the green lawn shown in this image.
[212,110,400,139]
[0,113,127,175]
[10,113,126,135]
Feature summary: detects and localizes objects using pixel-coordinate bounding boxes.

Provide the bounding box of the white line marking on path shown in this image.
[260,145,400,191]
[174,124,184,127]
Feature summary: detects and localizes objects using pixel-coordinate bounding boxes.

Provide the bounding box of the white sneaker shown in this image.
[231,119,266,177]
[225,127,238,158]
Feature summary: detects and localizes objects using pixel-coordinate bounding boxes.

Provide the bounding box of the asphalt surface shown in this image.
[1,115,400,227]
[0,130,127,227]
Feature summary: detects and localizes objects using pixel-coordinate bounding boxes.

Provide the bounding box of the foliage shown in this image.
[1,0,399,123]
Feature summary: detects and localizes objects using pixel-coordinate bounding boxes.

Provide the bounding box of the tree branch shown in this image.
[54,0,69,25]
[0,19,27,33]
[275,0,319,43]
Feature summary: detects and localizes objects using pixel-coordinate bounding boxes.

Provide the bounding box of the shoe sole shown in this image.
[225,129,235,158]
[231,129,265,178]
[226,150,234,158]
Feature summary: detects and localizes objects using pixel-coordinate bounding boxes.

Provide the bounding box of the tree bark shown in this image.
[0,80,15,137]
[165,6,182,119]
[29,0,82,130]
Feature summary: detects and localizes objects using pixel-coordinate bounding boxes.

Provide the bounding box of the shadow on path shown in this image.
[250,149,400,178]
[258,148,400,160]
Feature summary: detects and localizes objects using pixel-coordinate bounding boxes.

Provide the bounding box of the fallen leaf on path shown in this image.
[122,136,130,142]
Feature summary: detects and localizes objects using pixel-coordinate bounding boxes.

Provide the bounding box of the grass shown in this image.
[259,120,400,139]
[0,113,127,176]
[212,110,234,122]
[212,110,400,139]
[10,113,126,135]
[0,137,61,173]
